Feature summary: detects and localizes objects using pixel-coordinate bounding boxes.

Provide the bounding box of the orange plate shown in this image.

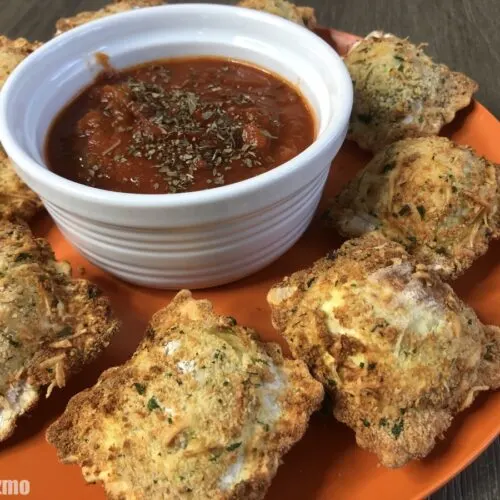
[0,32,499,500]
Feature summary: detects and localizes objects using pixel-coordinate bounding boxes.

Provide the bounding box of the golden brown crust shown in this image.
[345,31,478,152]
[325,137,500,280]
[0,146,43,221]
[267,233,499,467]
[237,0,316,28]
[480,325,500,390]
[47,290,323,499]
[0,35,41,88]
[55,0,165,35]
[0,37,43,220]
[0,220,119,442]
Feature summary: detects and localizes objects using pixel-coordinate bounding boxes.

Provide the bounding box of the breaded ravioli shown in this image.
[345,31,478,152]
[237,0,316,28]
[0,147,42,220]
[47,290,323,499]
[55,0,165,35]
[325,137,500,280]
[0,35,41,88]
[0,37,42,220]
[0,221,119,442]
[267,233,499,468]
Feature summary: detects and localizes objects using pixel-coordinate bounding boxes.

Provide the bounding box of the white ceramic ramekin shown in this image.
[0,4,352,289]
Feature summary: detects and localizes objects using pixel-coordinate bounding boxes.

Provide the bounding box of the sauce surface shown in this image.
[46,56,315,194]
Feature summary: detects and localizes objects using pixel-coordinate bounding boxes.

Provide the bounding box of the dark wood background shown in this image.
[0,1,498,499]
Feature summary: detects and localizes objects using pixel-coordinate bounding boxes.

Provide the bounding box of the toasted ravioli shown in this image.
[237,0,316,28]
[0,221,119,442]
[267,233,499,468]
[0,147,42,221]
[47,290,323,499]
[0,37,42,220]
[325,137,500,279]
[346,31,478,152]
[55,0,165,34]
[0,35,41,88]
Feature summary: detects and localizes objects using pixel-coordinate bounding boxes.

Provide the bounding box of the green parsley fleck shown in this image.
[362,419,371,427]
[484,345,494,362]
[15,252,32,262]
[226,442,242,452]
[252,357,269,366]
[382,162,395,173]
[359,362,365,368]
[134,383,146,395]
[147,397,161,411]
[416,205,426,219]
[391,419,404,439]
[327,378,337,388]
[379,417,388,427]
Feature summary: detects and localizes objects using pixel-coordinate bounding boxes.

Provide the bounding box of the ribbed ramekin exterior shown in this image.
[44,168,329,288]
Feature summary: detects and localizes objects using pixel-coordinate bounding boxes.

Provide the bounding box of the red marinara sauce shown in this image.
[46,56,315,194]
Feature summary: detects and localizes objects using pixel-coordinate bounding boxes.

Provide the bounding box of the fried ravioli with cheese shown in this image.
[47,290,323,500]
[346,31,478,152]
[55,0,165,35]
[0,221,119,442]
[267,233,500,468]
[237,0,316,28]
[0,146,42,221]
[0,37,42,220]
[325,137,500,280]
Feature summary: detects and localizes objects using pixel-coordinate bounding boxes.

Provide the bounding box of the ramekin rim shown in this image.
[0,3,353,209]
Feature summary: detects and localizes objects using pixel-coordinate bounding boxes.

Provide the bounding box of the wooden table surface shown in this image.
[0,1,498,499]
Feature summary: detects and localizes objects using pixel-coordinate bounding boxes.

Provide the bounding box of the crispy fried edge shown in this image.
[0,37,43,220]
[47,290,323,499]
[0,35,42,60]
[0,220,120,442]
[237,0,316,28]
[54,0,165,35]
[0,147,43,221]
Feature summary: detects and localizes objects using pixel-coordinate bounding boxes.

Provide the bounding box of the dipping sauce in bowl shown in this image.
[46,56,315,194]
